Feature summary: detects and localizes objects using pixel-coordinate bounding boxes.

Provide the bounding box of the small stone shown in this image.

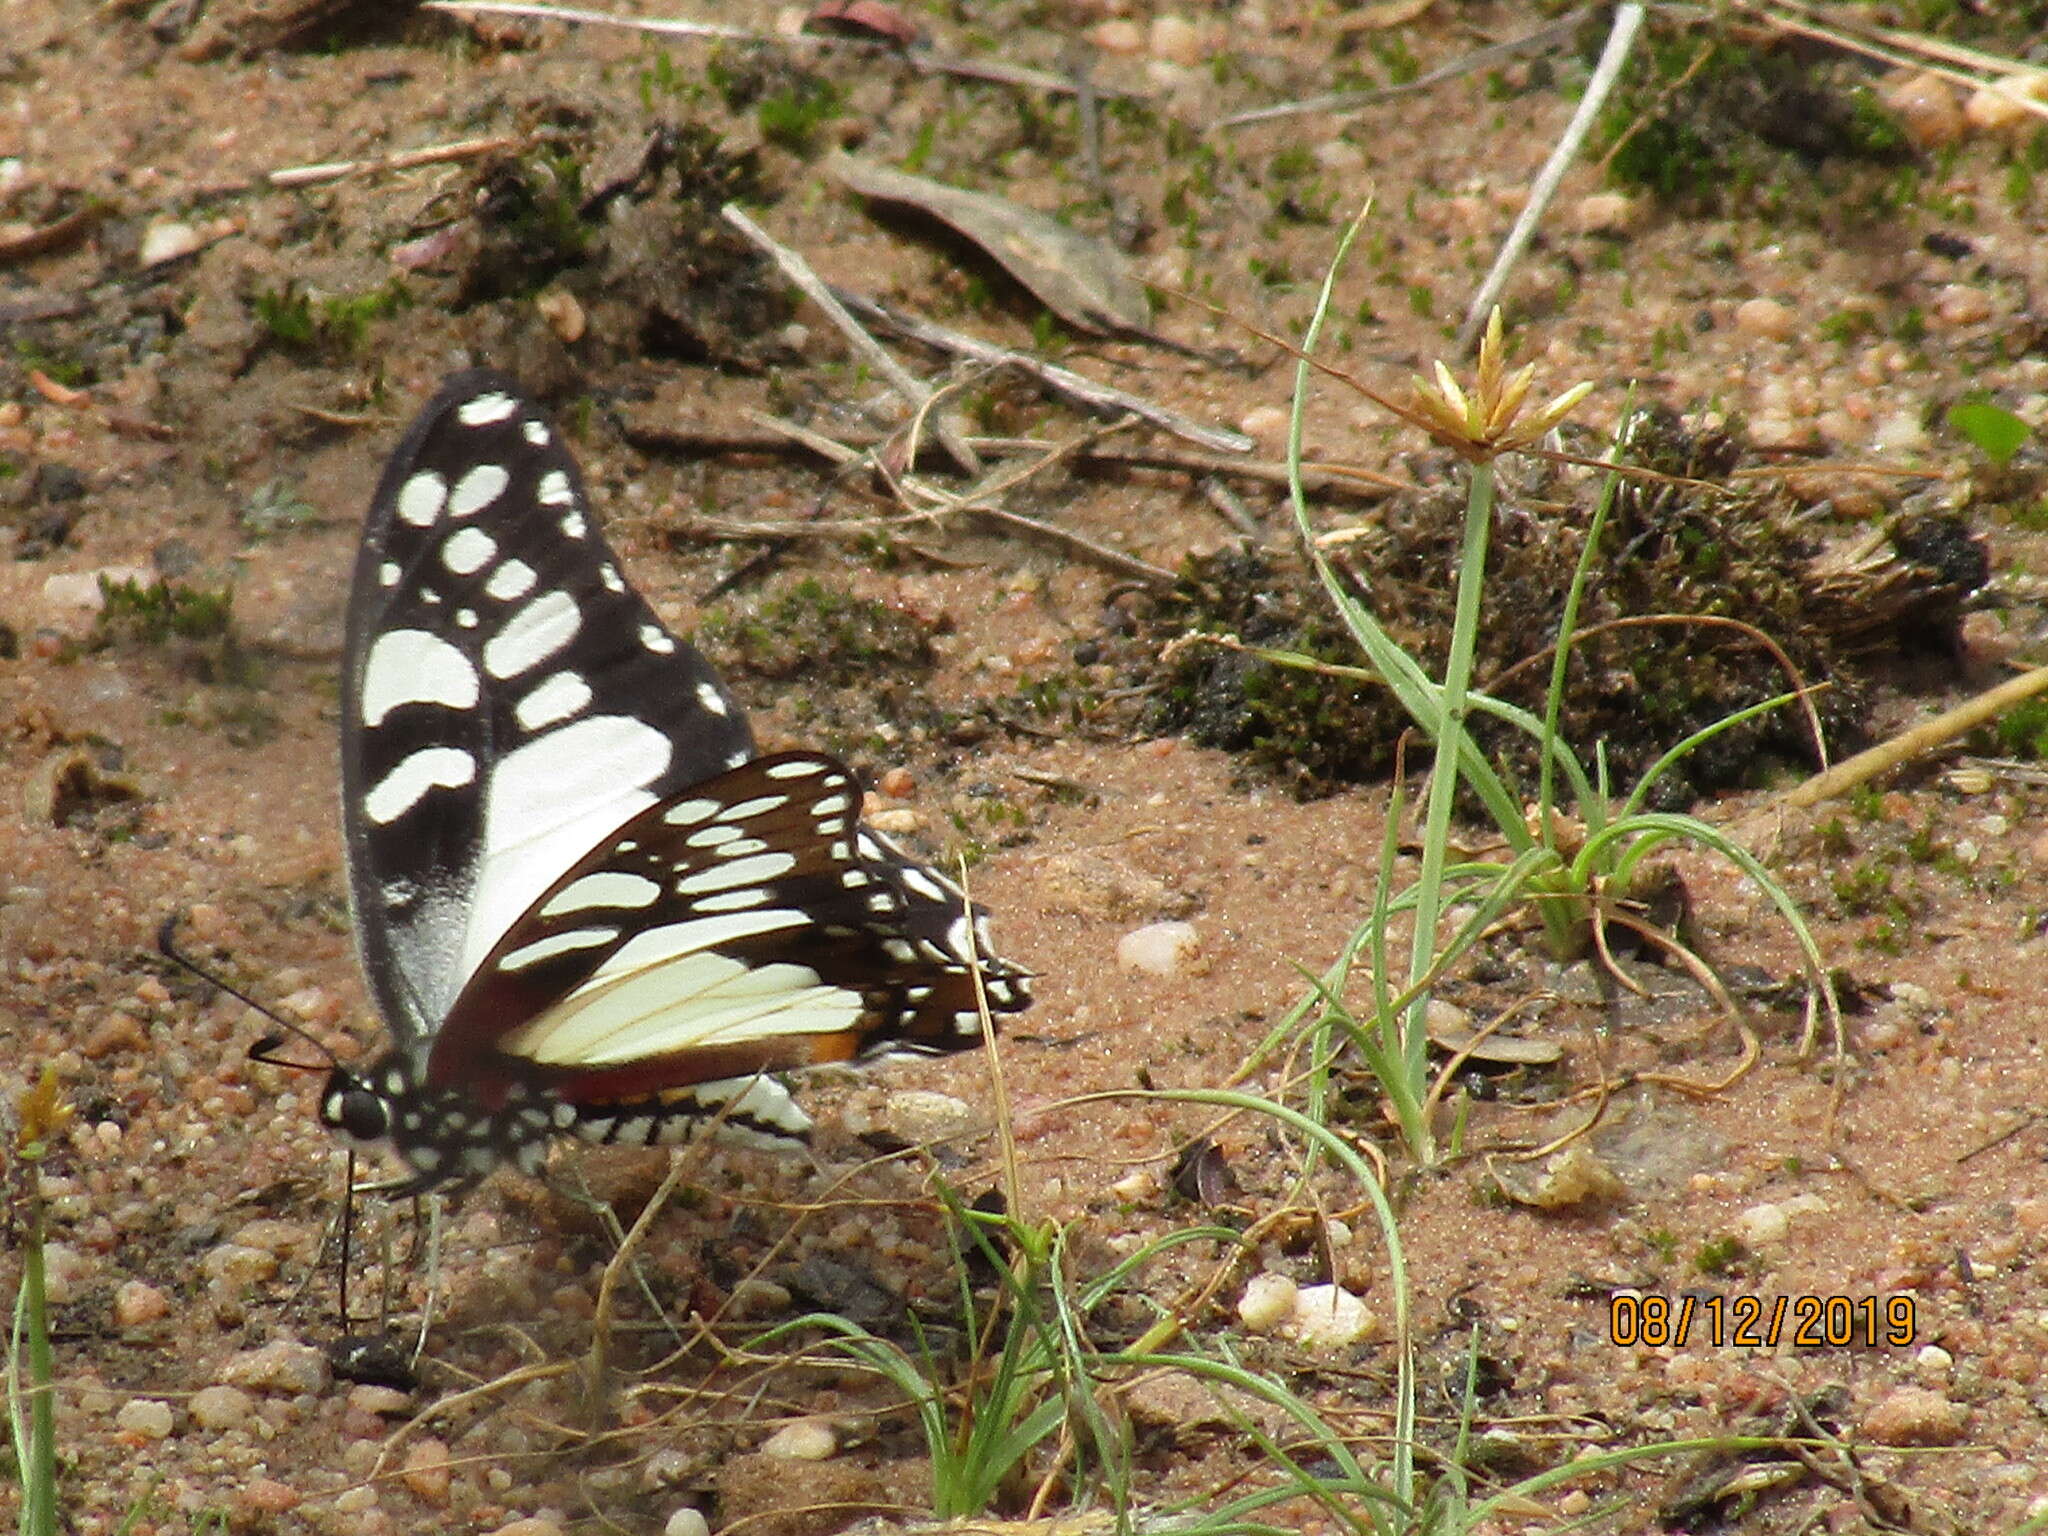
[1108,1169,1157,1203]
[1734,1203,1789,1246]
[1149,14,1201,67]
[664,1511,711,1536]
[1913,1345,1955,1386]
[536,288,586,343]
[876,766,916,798]
[403,1439,453,1504]
[485,1520,564,1536]
[115,1398,176,1439]
[202,1243,279,1289]
[1238,404,1291,444]
[1038,851,1173,920]
[1886,72,1966,150]
[1571,192,1636,234]
[222,1339,332,1396]
[865,807,923,835]
[1087,19,1143,54]
[138,218,204,268]
[238,1479,302,1516]
[762,1417,838,1460]
[1933,284,1992,326]
[1237,1273,1298,1334]
[189,1385,256,1431]
[39,1242,91,1304]
[42,568,154,618]
[1965,72,2048,136]
[878,1088,978,1145]
[1491,1146,1627,1210]
[1116,920,1199,976]
[1314,139,1366,173]
[1860,1386,1967,1446]
[1733,297,1796,342]
[1870,409,1929,455]
[231,1218,317,1258]
[348,1384,415,1416]
[1287,1284,1379,1350]
[113,1279,171,1327]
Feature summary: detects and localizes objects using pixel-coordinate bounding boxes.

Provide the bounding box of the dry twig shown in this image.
[721,202,981,476]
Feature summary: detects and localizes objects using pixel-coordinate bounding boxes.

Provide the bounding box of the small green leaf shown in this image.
[1945,399,2030,465]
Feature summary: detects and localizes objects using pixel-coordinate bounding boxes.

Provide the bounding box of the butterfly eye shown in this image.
[323,1081,390,1143]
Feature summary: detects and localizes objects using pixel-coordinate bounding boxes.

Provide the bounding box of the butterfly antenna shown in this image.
[156,911,341,1072]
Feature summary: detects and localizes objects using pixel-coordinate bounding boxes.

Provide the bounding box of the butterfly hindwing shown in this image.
[432,750,986,1092]
[341,370,753,1043]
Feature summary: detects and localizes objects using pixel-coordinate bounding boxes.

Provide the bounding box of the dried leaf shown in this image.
[829,155,1149,335]
[1169,1137,1239,1207]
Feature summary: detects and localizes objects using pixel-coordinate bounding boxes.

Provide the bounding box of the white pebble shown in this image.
[39,1242,91,1305]
[115,1398,176,1440]
[1734,298,1796,342]
[1239,404,1291,443]
[202,1243,279,1289]
[1734,1203,1789,1246]
[1149,15,1202,67]
[1913,1344,1955,1385]
[761,1418,838,1460]
[189,1385,256,1431]
[138,218,204,268]
[1237,1273,1298,1334]
[222,1339,331,1396]
[664,1511,711,1536]
[1287,1284,1379,1349]
[113,1279,170,1327]
[1116,920,1200,976]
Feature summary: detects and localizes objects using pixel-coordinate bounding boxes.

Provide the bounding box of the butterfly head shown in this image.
[319,1062,401,1149]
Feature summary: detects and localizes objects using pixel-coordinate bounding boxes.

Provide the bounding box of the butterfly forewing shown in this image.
[342,370,753,1042]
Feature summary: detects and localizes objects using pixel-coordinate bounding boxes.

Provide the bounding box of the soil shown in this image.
[5,3,2048,1534]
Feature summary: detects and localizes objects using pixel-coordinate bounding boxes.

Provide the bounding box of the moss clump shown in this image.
[1597,23,1910,213]
[1127,408,1983,803]
[93,575,258,689]
[700,578,936,687]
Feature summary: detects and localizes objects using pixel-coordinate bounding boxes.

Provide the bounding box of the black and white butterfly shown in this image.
[324,368,1031,1194]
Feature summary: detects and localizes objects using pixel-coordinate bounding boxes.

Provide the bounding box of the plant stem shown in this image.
[1397,459,1498,1162]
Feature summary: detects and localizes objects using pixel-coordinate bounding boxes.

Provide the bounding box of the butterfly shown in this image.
[321,369,1031,1194]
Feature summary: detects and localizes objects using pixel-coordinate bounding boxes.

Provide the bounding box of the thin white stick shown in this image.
[721,202,981,476]
[421,0,759,40]
[1456,2,1644,355]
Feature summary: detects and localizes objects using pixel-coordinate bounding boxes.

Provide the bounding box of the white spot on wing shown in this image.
[695,681,730,716]
[378,561,401,587]
[640,624,676,654]
[364,746,476,824]
[499,926,619,971]
[764,758,830,780]
[690,887,774,912]
[677,851,796,895]
[441,526,498,575]
[484,590,581,679]
[663,797,722,827]
[537,470,573,505]
[514,670,592,730]
[360,630,478,726]
[396,471,446,527]
[449,463,510,518]
[723,794,790,821]
[541,870,661,917]
[523,420,549,445]
[457,392,518,425]
[486,560,537,602]
[561,509,588,539]
[599,564,625,593]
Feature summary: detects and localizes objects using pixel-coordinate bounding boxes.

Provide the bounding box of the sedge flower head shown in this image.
[1409,308,1592,462]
